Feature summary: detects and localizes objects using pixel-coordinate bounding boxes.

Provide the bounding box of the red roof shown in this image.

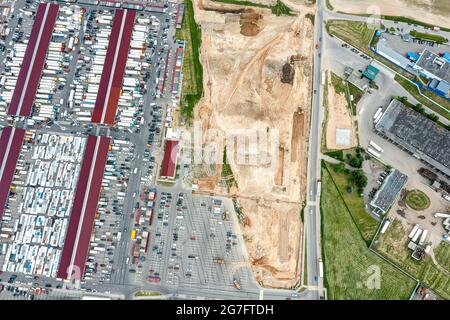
[0,127,25,220]
[160,140,179,178]
[7,3,59,116]
[91,9,136,125]
[57,135,110,280]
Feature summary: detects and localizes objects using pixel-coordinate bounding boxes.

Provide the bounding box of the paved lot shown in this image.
[143,189,253,291]
[380,32,450,56]
[0,283,82,300]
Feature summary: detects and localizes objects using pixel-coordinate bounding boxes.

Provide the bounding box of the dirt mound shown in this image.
[281,62,295,85]
[239,11,263,36]
[240,22,262,36]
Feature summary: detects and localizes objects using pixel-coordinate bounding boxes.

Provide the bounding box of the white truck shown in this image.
[373,107,382,120]
[369,140,383,153]
[367,147,381,158]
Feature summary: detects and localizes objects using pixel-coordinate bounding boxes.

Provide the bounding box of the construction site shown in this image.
[182,0,315,288]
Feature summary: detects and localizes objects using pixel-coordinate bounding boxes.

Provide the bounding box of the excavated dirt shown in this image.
[190,0,314,288]
[240,11,264,36]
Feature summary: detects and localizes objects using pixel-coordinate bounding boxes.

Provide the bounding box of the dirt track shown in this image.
[190,0,314,288]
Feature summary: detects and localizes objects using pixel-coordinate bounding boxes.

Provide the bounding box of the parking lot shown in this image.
[143,188,253,291]
[83,138,134,285]
[379,31,450,57]
[0,282,82,300]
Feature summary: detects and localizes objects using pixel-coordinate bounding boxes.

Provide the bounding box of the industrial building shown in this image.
[375,99,450,177]
[57,135,110,280]
[91,9,136,125]
[7,3,59,117]
[414,49,450,84]
[175,3,184,29]
[374,37,450,98]
[375,38,414,69]
[160,139,179,179]
[370,168,408,215]
[413,49,450,97]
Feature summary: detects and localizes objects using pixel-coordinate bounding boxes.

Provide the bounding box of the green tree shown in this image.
[399,96,408,104]
[412,103,424,113]
[349,155,363,168]
[351,170,368,193]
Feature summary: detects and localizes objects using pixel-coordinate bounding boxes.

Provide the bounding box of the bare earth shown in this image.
[330,0,450,29]
[191,0,314,288]
[326,72,357,150]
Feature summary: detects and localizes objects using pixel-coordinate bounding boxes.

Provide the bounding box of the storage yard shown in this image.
[0,132,86,278]
[0,2,82,120]
[0,0,192,293]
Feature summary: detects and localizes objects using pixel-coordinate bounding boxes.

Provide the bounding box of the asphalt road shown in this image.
[301,0,326,299]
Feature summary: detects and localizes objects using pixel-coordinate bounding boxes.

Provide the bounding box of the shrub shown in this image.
[334,162,345,173]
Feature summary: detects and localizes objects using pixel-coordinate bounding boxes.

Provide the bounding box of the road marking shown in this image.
[100,9,128,124]
[259,289,264,300]
[0,127,15,182]
[68,136,101,280]
[16,3,50,116]
[358,107,365,115]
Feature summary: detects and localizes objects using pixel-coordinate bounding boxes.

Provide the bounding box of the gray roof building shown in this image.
[414,49,450,83]
[370,168,408,214]
[375,99,450,177]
